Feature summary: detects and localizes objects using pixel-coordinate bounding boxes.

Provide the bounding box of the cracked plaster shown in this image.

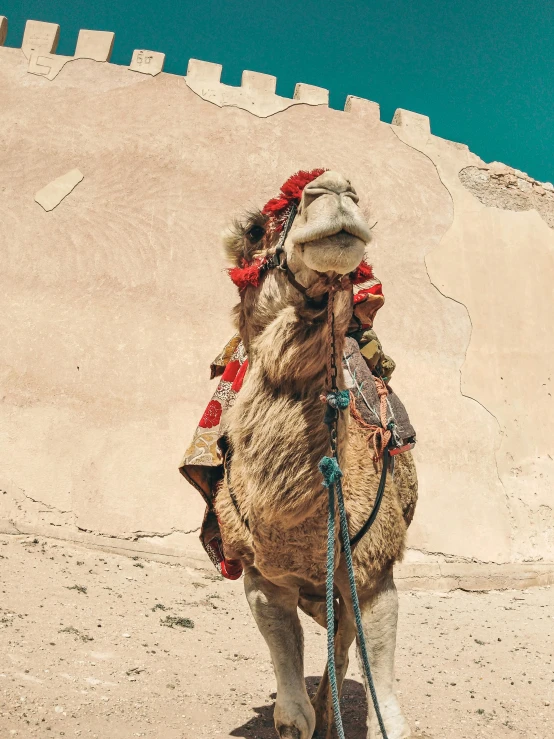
[185,59,329,117]
[392,115,554,564]
[459,164,554,229]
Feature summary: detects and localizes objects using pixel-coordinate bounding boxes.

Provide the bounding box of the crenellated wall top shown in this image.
[0,15,430,125]
[1,14,552,193]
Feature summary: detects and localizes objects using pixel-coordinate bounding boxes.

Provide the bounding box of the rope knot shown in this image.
[322,390,351,410]
[319,456,343,488]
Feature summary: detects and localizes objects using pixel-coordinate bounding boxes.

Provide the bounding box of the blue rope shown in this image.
[324,390,351,410]
[325,482,346,739]
[319,456,343,488]
[322,450,389,738]
[335,472,389,738]
[320,288,388,737]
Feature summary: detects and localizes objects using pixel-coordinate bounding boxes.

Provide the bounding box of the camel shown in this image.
[214,170,418,739]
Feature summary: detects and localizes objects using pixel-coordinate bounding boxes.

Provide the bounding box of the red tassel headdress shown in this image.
[262,168,327,232]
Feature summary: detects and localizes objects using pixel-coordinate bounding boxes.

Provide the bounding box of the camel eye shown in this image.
[246,225,265,244]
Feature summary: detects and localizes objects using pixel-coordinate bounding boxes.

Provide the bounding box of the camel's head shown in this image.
[283,170,371,275]
[224,169,373,292]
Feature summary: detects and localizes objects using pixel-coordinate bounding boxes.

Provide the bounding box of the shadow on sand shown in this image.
[230,676,368,738]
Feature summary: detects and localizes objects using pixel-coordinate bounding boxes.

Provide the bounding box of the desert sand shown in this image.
[1,534,552,738]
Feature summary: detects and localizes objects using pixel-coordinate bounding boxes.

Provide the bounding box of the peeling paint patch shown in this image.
[459,165,554,229]
[35,168,83,211]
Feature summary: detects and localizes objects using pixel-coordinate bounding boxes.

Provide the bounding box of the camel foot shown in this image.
[278,728,301,739]
[310,697,342,739]
[368,713,412,739]
[274,700,315,739]
[311,717,341,739]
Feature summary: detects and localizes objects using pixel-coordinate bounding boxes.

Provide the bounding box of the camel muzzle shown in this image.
[291,195,372,247]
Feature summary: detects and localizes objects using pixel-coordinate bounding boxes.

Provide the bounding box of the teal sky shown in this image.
[3,0,553,182]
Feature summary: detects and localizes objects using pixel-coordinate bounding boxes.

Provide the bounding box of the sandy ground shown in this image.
[0,535,553,739]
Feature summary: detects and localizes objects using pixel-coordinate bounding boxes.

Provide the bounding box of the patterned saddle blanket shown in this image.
[342,337,415,445]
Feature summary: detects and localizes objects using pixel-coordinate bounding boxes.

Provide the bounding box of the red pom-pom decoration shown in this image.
[351,259,374,285]
[262,168,327,231]
[228,257,268,291]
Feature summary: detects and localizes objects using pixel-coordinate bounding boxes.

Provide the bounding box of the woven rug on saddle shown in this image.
[179,324,416,578]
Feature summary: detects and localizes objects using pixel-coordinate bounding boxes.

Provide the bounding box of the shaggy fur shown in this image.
[215,171,418,739]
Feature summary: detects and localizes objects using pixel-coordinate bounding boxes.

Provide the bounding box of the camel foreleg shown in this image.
[358,573,411,739]
[244,568,316,739]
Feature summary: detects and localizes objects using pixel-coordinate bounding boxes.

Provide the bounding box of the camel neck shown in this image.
[225,293,351,520]
[244,286,351,394]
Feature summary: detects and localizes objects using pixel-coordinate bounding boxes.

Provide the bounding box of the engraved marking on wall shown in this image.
[28,52,73,81]
[129,50,165,76]
[22,19,59,60]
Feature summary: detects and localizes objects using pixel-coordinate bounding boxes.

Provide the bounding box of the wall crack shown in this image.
[389,127,514,543]
[75,525,200,540]
[17,489,72,515]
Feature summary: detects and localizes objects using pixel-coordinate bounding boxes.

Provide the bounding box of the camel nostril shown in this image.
[303,186,334,198]
[304,170,356,197]
[302,187,360,210]
[344,190,359,204]
[304,185,359,203]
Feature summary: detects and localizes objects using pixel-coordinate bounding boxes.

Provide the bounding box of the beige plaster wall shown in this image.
[1,22,553,588]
